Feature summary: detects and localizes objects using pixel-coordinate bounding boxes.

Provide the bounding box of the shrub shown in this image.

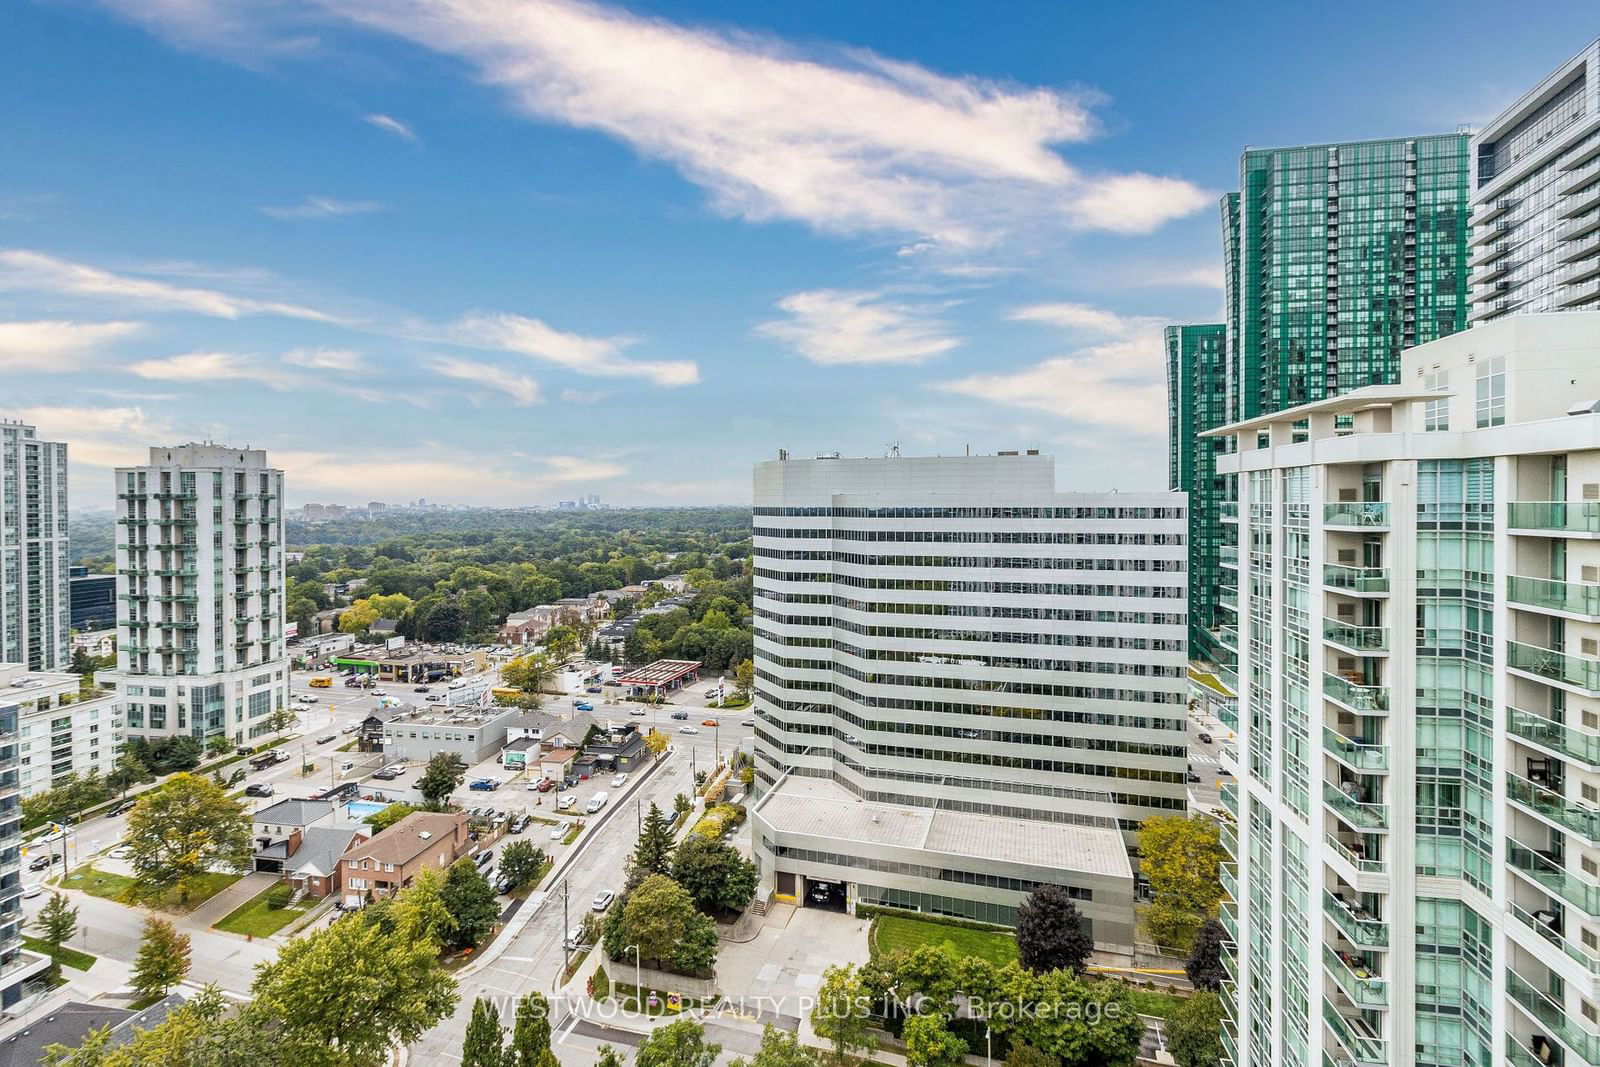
[266,884,293,910]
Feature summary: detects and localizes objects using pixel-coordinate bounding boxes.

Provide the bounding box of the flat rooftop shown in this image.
[756,776,1131,881]
[616,659,702,686]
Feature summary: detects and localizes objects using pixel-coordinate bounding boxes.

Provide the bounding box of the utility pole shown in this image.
[560,880,570,985]
[636,798,642,834]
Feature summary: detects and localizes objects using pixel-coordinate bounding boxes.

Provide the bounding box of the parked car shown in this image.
[701,718,718,727]
[742,718,755,727]
[474,849,494,867]
[244,783,274,798]
[509,815,530,834]
[585,792,609,814]
[109,844,133,860]
[316,734,337,745]
[557,795,577,811]
[550,825,567,841]
[564,925,584,949]
[414,685,431,693]
[469,778,499,791]
[110,801,135,817]
[573,701,594,712]
[426,694,446,702]
[592,890,615,912]
[679,725,699,734]
[628,708,647,717]
[495,874,515,894]
[235,746,254,757]
[585,686,603,694]
[372,766,401,781]
[1198,731,1214,744]
[670,710,689,720]
[611,773,628,788]
[21,882,44,899]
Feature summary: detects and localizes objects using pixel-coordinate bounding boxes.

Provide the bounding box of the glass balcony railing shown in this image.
[1326,834,1386,875]
[1213,626,1239,651]
[1219,899,1237,942]
[1323,618,1388,652]
[1324,889,1388,947]
[1322,945,1387,1008]
[1324,727,1388,772]
[1508,640,1600,694]
[1219,502,1239,522]
[1324,502,1390,529]
[1219,864,1237,901]
[1323,564,1389,594]
[1506,1034,1552,1067]
[1324,783,1388,830]
[1323,998,1387,1066]
[1507,707,1600,769]
[1510,902,1600,976]
[1220,821,1237,862]
[1507,772,1600,844]
[1508,501,1600,534]
[1508,575,1600,618]
[1220,782,1239,818]
[1218,587,1238,611]
[1507,839,1600,916]
[1324,673,1389,712]
[1219,545,1239,567]
[1506,965,1600,1064]
[1216,702,1239,733]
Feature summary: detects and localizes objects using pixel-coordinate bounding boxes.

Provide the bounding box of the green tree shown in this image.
[440,858,500,950]
[1016,884,1093,975]
[364,802,422,834]
[33,892,78,978]
[811,964,877,1065]
[505,991,553,1067]
[502,653,555,694]
[631,802,676,879]
[615,873,698,966]
[1139,815,1225,951]
[461,996,505,1067]
[888,944,961,1018]
[420,600,469,642]
[381,866,457,946]
[1002,1043,1058,1067]
[130,916,191,1001]
[635,1019,720,1067]
[498,841,545,891]
[108,750,150,797]
[418,753,466,811]
[266,706,298,735]
[543,625,579,659]
[731,1025,819,1067]
[902,1015,966,1067]
[1185,919,1228,992]
[1167,991,1224,1067]
[248,893,459,1067]
[124,773,251,904]
[732,658,754,700]
[671,834,758,914]
[595,1046,625,1067]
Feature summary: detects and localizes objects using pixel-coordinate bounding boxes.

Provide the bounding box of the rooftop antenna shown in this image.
[885,442,901,458]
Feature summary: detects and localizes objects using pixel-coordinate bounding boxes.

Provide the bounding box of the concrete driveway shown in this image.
[180,871,279,931]
[714,905,871,1026]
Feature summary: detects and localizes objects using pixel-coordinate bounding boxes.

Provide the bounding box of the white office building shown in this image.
[0,421,69,672]
[748,451,1188,938]
[0,664,121,797]
[1211,312,1600,1067]
[0,699,48,1009]
[1470,38,1600,324]
[109,445,288,746]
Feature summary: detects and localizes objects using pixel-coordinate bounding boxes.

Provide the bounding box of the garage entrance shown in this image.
[804,877,847,912]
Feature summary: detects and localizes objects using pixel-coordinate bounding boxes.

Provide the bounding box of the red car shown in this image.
[535,778,555,792]
[701,718,718,727]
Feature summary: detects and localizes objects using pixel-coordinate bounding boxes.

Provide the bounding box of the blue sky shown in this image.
[3,0,1595,507]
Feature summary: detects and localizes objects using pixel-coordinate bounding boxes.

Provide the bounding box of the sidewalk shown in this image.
[178,871,277,932]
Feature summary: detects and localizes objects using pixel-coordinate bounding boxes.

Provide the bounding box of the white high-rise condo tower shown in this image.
[0,420,69,671]
[748,451,1188,942]
[109,444,288,745]
[1471,38,1600,323]
[1211,312,1600,1067]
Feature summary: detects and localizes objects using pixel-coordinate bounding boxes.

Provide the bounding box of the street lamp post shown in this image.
[625,944,642,1011]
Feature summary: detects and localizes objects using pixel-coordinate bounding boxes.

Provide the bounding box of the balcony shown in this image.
[1323,618,1388,653]
[1212,626,1239,653]
[1469,240,1510,268]
[1508,708,1600,770]
[1559,254,1600,288]
[1562,156,1600,196]
[1471,218,1514,245]
[1326,834,1386,877]
[1510,901,1600,977]
[1560,278,1600,308]
[1324,783,1388,830]
[1561,230,1600,264]
[1562,180,1600,220]
[1508,839,1600,916]
[1219,503,1239,523]
[1324,673,1389,713]
[1471,196,1515,225]
[1509,501,1600,535]
[1219,545,1238,568]
[1323,998,1387,1067]
[1508,575,1600,620]
[1323,564,1389,595]
[1561,212,1600,244]
[1322,944,1387,1008]
[1506,965,1600,1064]
[1218,587,1238,612]
[1324,727,1388,772]
[1324,889,1388,947]
[1324,502,1389,529]
[1508,640,1600,696]
[1507,772,1600,844]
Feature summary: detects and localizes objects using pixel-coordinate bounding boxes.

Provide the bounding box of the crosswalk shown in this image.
[1191,753,1219,765]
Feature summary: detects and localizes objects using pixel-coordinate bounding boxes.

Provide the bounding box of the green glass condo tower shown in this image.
[1165,324,1229,661]
[1175,134,1472,675]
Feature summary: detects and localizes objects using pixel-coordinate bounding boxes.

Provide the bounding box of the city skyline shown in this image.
[5,0,1595,508]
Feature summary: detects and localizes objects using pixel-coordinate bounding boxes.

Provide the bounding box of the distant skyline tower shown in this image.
[0,419,70,671]
[1164,324,1229,661]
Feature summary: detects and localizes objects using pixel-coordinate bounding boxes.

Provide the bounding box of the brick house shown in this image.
[340,811,470,907]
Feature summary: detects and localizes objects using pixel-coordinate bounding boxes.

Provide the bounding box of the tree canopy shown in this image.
[124,774,251,904]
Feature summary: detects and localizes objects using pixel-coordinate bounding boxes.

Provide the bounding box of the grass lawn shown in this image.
[23,936,95,972]
[60,866,240,912]
[872,915,1018,966]
[214,882,314,937]
[562,825,582,845]
[1120,985,1188,1019]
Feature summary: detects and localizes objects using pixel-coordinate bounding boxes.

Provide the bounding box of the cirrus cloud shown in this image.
[0,320,144,370]
[756,289,959,366]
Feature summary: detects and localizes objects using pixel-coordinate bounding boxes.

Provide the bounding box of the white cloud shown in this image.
[0,320,143,370]
[11,404,177,470]
[364,112,418,142]
[282,347,368,372]
[127,350,292,387]
[445,311,699,386]
[931,301,1167,433]
[259,196,388,220]
[0,249,339,322]
[756,289,959,366]
[271,447,623,504]
[95,0,1208,246]
[428,355,543,406]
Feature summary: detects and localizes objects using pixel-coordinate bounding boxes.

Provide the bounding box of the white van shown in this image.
[585,791,610,814]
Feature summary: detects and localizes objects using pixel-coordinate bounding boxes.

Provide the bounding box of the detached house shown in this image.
[341,811,470,908]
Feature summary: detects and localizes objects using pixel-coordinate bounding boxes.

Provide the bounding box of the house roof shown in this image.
[343,812,464,868]
[252,798,335,827]
[504,736,539,753]
[370,618,400,631]
[0,994,187,1067]
[291,826,366,878]
[541,746,579,763]
[505,709,602,738]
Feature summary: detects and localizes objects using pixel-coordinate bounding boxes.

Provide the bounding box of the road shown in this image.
[1186,699,1230,816]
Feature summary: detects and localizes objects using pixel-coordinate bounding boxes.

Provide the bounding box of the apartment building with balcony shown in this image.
[1166,324,1232,664]
[1209,311,1600,1067]
[0,700,50,1009]
[747,451,1187,936]
[107,445,288,746]
[0,421,69,673]
[0,664,121,797]
[1470,39,1600,324]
